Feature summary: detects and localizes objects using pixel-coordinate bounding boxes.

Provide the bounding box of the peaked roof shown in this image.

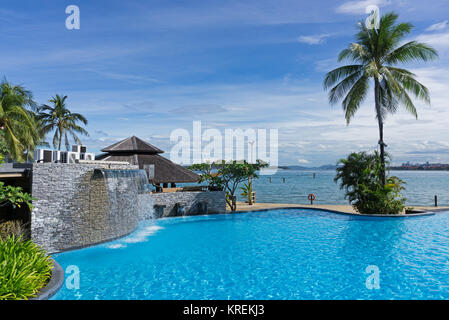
[101,136,164,154]
[96,153,200,184]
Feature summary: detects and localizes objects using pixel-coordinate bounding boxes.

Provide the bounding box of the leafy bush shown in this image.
[0,153,35,210]
[335,151,406,215]
[0,182,35,210]
[0,236,53,300]
[240,182,253,204]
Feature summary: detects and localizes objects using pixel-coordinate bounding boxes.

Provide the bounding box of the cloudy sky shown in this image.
[1,0,449,165]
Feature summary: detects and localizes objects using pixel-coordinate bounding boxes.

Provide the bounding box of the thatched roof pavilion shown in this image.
[96,136,199,185]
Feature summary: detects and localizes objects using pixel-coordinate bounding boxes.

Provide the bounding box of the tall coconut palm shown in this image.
[324,12,438,185]
[38,94,89,151]
[0,80,36,161]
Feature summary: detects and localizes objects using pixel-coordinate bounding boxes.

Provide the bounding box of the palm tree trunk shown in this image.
[374,80,386,186]
[58,127,62,151]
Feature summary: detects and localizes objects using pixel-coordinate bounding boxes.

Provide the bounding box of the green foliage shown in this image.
[324,12,438,184]
[0,236,53,300]
[335,151,406,215]
[0,80,37,161]
[189,160,268,211]
[0,142,35,212]
[324,12,438,124]
[240,182,253,204]
[0,182,35,210]
[0,131,8,158]
[37,94,89,151]
[188,162,223,191]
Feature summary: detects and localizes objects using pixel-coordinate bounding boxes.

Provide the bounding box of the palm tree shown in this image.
[0,80,36,161]
[24,113,50,162]
[324,12,438,185]
[38,94,89,151]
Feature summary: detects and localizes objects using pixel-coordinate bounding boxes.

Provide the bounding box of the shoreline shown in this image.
[229,202,449,215]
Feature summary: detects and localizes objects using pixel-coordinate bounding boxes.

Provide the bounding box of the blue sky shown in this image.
[2,0,449,165]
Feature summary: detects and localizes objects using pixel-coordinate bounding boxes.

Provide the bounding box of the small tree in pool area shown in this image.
[335,151,406,215]
[189,160,268,211]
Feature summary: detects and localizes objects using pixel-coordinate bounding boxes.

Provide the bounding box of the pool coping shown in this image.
[231,206,437,218]
[32,258,64,300]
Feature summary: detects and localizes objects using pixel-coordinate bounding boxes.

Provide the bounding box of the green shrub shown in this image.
[335,151,406,215]
[0,181,35,210]
[0,236,53,300]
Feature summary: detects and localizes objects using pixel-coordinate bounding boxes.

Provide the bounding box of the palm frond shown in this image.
[342,75,369,124]
[384,41,438,64]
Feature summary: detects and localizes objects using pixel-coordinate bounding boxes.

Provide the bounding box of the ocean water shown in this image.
[240,170,449,207]
[52,209,449,300]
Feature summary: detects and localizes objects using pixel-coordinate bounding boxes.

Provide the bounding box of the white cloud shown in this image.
[85,69,159,83]
[336,0,390,14]
[426,20,449,32]
[298,159,310,164]
[314,58,339,73]
[298,34,330,45]
[415,32,449,50]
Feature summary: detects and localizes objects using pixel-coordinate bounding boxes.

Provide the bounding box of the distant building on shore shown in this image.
[392,161,449,170]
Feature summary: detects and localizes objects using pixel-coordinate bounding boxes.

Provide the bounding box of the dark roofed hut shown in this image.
[96,136,200,187]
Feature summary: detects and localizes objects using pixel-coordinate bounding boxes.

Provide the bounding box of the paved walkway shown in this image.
[228,202,449,215]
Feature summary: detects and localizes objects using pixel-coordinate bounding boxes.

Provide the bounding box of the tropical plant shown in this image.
[324,12,438,185]
[0,153,35,211]
[38,94,89,151]
[0,80,37,161]
[0,236,53,300]
[0,131,8,158]
[335,151,406,214]
[0,182,35,211]
[190,160,268,211]
[23,113,49,162]
[240,181,253,204]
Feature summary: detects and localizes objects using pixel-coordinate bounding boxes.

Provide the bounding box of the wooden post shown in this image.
[435,195,438,207]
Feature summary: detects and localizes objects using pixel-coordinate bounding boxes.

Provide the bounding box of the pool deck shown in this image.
[229,202,449,215]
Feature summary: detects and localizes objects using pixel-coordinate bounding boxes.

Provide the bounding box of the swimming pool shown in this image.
[52,209,449,300]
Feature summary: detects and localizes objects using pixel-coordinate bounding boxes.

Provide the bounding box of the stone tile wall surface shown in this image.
[31,163,226,253]
[31,163,139,253]
[151,191,226,218]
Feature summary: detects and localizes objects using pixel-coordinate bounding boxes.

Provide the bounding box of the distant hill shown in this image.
[184,164,338,170]
[282,165,337,170]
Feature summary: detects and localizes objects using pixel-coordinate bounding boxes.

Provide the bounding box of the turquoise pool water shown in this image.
[52,209,449,300]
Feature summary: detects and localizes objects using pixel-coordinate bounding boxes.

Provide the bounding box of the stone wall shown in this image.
[31,163,139,253]
[30,163,227,253]
[151,191,226,218]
